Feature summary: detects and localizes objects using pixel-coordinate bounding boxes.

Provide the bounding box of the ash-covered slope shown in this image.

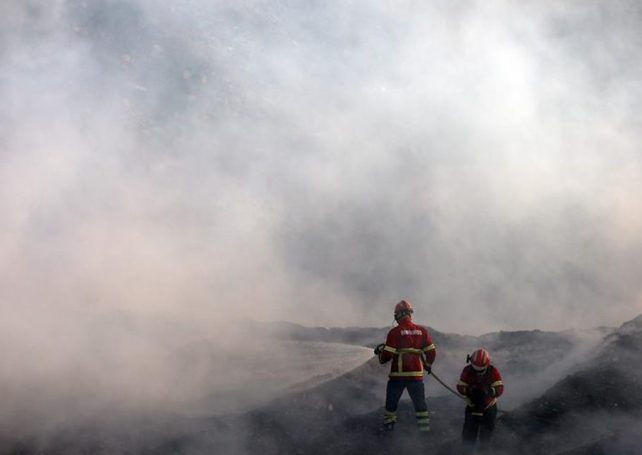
[0,319,629,455]
[496,314,642,455]
[146,321,618,455]
[149,358,465,455]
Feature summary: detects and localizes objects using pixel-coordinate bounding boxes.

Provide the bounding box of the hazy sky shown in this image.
[2,0,642,336]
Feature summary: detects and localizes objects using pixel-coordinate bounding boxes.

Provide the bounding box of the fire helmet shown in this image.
[469,348,491,371]
[394,300,413,321]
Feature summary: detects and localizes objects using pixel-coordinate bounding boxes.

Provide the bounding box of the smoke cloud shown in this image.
[3,0,642,330]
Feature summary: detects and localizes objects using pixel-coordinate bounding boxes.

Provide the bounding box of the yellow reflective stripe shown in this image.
[390,371,425,377]
[457,380,469,386]
[484,398,497,410]
[383,345,397,353]
[416,411,430,417]
[392,346,430,376]
[465,398,497,410]
[491,380,503,387]
[423,344,436,352]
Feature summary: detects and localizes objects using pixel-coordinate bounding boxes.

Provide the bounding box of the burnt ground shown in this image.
[149,315,642,455]
[2,316,641,455]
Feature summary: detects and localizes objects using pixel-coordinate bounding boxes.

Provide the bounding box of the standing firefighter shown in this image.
[374,300,436,432]
[456,348,504,454]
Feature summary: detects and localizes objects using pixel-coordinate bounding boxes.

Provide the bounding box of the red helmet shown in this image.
[394,300,413,321]
[469,348,491,371]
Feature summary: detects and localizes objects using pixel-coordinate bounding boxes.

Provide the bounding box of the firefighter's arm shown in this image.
[460,373,484,404]
[422,331,436,367]
[456,369,469,396]
[378,330,396,364]
[489,368,504,398]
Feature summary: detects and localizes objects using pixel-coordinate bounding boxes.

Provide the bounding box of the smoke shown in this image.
[2,0,642,449]
[4,0,642,328]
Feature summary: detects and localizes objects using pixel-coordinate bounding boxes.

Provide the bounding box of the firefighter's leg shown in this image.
[383,380,405,430]
[477,404,497,453]
[407,381,430,432]
[462,406,480,455]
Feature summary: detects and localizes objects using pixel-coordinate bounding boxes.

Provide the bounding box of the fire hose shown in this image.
[429,370,466,400]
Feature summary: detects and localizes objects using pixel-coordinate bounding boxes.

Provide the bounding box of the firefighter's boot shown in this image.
[383,410,397,431]
[416,411,430,432]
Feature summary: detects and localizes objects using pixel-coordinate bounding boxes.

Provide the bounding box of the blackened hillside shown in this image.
[497,315,642,454]
[2,318,637,455]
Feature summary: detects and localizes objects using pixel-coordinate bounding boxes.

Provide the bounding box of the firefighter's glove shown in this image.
[423,364,432,375]
[487,387,496,397]
[374,344,385,356]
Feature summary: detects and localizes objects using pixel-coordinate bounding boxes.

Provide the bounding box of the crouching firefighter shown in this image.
[374,300,436,432]
[456,348,504,454]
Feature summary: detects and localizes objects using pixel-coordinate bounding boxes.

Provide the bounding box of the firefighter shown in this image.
[456,348,504,454]
[374,300,436,432]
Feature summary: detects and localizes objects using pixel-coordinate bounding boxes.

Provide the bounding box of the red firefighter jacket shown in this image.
[378,318,436,380]
[457,364,504,411]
